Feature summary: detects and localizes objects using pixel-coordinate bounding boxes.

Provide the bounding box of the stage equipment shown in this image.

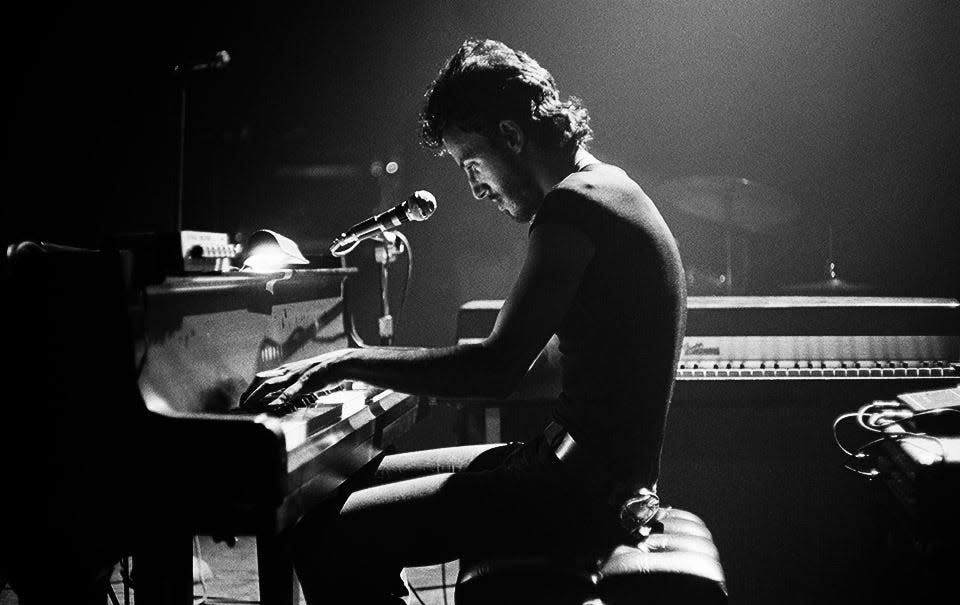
[781,225,872,293]
[450,295,959,605]
[172,50,231,231]
[329,190,436,257]
[242,229,309,272]
[108,230,239,280]
[654,175,797,293]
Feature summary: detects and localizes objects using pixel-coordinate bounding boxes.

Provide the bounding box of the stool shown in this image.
[455,508,727,605]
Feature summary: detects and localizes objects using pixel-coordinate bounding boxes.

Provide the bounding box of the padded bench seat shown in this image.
[455,508,727,605]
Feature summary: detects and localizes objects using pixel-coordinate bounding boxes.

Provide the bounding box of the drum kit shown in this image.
[653,175,872,295]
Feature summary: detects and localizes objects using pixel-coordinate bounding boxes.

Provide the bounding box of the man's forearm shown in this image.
[333,343,522,399]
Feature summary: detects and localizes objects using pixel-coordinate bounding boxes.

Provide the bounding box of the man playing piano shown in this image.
[241,38,686,604]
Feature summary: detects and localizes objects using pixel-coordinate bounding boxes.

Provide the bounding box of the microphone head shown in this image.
[213,50,231,68]
[404,190,437,222]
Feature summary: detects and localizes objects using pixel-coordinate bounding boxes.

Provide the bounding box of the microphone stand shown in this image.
[176,82,187,231]
[373,231,404,345]
[172,50,230,232]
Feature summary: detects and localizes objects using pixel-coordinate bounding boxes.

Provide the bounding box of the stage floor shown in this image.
[0,535,457,605]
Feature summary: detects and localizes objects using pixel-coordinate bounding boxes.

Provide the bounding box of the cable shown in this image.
[339,231,413,347]
[392,230,414,337]
[833,404,921,458]
[855,401,900,433]
[832,412,866,457]
[441,561,449,605]
[843,431,951,476]
[836,404,960,478]
[330,239,362,258]
[407,579,427,605]
[341,255,370,348]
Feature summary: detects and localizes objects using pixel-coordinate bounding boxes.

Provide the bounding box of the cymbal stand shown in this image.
[825,223,839,281]
[721,183,736,294]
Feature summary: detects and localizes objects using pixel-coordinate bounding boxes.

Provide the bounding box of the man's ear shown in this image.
[498,120,525,154]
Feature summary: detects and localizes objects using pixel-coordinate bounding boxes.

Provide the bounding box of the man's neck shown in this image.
[531,145,599,196]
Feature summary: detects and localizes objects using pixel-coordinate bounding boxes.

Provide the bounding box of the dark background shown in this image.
[5,0,959,347]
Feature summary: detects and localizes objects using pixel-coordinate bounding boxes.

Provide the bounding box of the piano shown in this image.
[458,296,959,379]
[450,295,960,605]
[1,241,422,604]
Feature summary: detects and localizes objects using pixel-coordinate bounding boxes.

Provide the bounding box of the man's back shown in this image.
[532,162,687,488]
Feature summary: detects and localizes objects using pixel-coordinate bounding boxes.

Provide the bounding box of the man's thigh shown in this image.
[325,445,611,567]
[371,442,509,485]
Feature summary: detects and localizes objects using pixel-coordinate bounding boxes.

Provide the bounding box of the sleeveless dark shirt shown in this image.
[529,163,687,489]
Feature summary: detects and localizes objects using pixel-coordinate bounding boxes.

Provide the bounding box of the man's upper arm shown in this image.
[483,221,596,381]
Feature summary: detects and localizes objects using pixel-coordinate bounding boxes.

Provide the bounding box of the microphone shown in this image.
[330,190,437,257]
[174,50,231,75]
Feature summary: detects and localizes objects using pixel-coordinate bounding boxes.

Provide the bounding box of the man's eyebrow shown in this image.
[457,146,479,168]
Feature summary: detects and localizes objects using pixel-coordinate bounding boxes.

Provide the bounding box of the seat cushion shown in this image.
[456,508,727,605]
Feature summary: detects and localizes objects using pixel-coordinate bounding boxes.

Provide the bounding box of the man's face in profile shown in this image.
[443,126,541,223]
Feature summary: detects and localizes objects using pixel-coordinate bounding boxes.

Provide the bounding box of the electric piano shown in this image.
[2,241,422,605]
[451,295,959,605]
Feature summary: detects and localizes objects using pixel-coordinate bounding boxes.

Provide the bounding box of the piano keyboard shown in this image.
[676,359,957,379]
[456,296,960,384]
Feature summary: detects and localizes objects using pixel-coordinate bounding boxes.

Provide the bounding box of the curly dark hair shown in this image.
[420,38,593,153]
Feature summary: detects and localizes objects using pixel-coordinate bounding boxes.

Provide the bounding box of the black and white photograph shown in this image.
[2,2,958,604]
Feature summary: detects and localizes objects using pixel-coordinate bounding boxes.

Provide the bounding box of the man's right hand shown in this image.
[238,350,350,410]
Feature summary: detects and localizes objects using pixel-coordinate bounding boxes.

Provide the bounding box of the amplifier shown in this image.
[109,231,239,284]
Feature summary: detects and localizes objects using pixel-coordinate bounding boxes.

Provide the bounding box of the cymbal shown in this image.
[654,175,798,233]
[780,277,873,294]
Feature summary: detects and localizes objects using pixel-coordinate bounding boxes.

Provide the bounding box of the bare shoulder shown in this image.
[553,163,645,199]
